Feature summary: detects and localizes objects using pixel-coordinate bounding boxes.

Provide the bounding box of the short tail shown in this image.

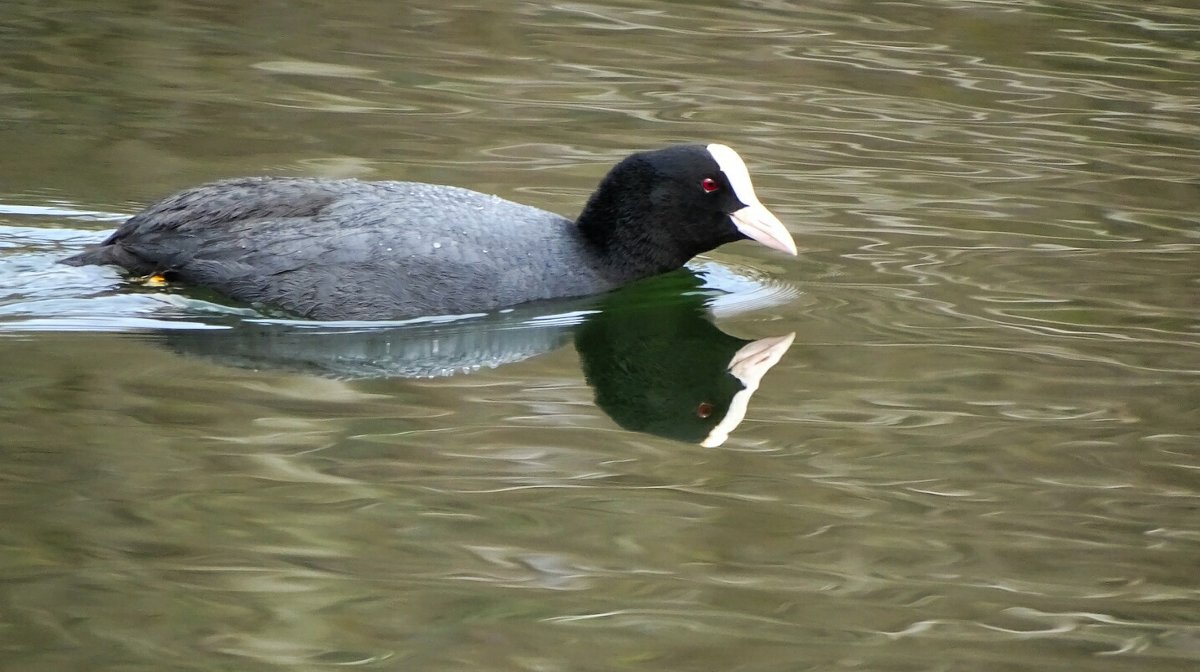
[61,241,157,275]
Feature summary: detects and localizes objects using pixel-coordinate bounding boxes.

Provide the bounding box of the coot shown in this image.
[63,143,796,320]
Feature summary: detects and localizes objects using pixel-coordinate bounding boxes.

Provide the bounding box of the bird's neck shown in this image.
[574,175,694,285]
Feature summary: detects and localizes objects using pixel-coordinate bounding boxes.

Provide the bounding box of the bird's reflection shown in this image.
[574,282,792,446]
[163,270,794,446]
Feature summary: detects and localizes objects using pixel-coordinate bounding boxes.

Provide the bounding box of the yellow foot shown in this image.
[142,273,168,287]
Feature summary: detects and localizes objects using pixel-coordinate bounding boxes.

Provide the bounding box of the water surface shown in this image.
[1,1,1198,670]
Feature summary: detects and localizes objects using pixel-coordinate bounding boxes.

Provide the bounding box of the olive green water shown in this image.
[1,1,1198,670]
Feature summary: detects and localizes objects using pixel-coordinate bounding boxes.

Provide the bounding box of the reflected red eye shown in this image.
[700,177,719,193]
[696,402,713,418]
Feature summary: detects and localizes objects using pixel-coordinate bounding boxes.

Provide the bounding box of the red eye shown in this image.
[701,177,719,193]
[696,402,713,418]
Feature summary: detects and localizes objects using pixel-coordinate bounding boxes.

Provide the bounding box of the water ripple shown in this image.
[1,1,1198,670]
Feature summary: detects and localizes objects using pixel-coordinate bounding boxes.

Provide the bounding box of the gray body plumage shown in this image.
[70,178,621,320]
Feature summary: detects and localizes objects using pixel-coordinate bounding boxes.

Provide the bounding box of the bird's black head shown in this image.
[576,144,797,283]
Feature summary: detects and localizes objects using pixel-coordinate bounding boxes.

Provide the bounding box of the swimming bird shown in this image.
[63,144,796,320]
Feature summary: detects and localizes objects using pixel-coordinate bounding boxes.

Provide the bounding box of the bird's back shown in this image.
[66,177,617,319]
